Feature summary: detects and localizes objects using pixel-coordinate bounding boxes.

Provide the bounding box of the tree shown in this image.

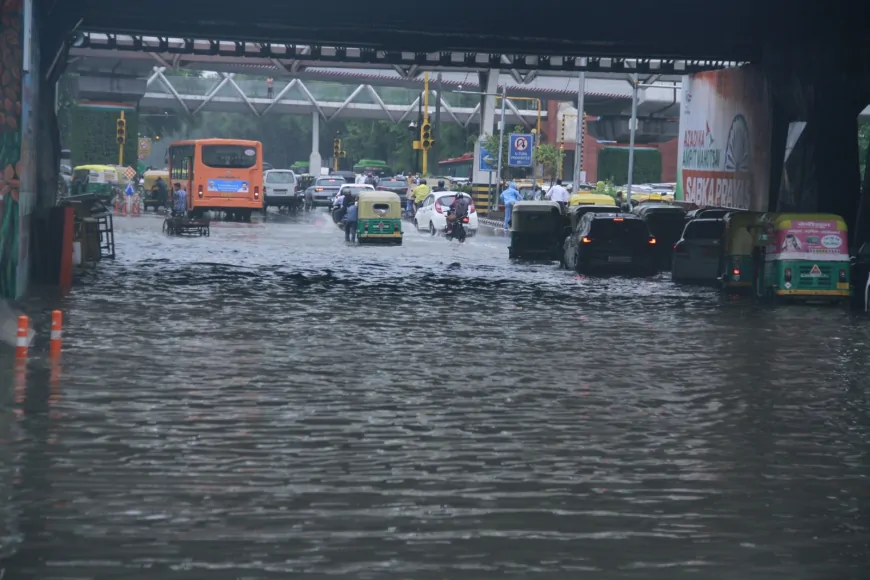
[534,144,563,184]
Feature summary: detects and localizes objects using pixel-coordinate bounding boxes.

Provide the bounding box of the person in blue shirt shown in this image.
[345,201,359,242]
[500,182,522,229]
[172,182,187,217]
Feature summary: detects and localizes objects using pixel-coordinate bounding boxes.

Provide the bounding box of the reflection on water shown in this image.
[2,212,870,579]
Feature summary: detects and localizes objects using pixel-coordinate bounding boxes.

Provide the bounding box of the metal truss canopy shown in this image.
[141,68,544,128]
[76,33,742,75]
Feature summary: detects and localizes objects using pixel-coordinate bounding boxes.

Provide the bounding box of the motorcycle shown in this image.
[444,208,469,243]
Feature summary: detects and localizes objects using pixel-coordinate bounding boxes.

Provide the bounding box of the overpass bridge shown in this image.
[138,67,546,127]
[68,34,685,120]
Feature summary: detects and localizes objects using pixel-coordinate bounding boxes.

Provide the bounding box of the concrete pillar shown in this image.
[479,70,499,138]
[309,111,322,177]
[769,69,865,239]
[472,70,501,191]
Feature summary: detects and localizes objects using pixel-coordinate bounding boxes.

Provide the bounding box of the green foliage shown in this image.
[56,65,473,174]
[597,147,662,185]
[70,106,139,168]
[534,144,563,181]
[592,179,618,199]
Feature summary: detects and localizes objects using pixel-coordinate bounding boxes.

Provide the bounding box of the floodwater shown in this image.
[1,211,870,579]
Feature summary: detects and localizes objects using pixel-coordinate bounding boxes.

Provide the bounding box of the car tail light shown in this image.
[462,216,470,223]
[435,200,443,214]
[581,236,592,243]
[648,238,656,245]
[733,268,740,276]
[254,186,260,200]
[197,184,203,198]
[839,269,846,282]
[613,217,624,222]
[784,267,792,282]
[315,187,324,192]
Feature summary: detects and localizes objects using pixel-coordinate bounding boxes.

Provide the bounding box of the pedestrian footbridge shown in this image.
[139,68,546,126]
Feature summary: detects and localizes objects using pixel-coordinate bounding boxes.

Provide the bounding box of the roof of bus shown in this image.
[169,139,262,147]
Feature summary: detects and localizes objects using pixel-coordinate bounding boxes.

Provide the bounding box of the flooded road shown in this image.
[2,211,870,579]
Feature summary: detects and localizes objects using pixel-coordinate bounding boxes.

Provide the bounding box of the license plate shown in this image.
[220,193,237,197]
[837,282,849,289]
[273,189,287,194]
[608,256,631,263]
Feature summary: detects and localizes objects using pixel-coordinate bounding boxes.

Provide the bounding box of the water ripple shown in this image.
[2,212,870,579]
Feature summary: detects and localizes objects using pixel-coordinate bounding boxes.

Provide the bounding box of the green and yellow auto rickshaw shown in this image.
[755,213,851,303]
[70,165,122,200]
[720,211,763,292]
[142,169,170,211]
[356,190,403,244]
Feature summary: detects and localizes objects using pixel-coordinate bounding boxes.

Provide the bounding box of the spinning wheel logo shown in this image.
[724,114,751,172]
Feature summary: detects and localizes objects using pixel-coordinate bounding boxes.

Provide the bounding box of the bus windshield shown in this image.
[201,145,257,169]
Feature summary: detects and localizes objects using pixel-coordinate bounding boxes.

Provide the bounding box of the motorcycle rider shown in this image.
[433,180,447,193]
[445,193,471,236]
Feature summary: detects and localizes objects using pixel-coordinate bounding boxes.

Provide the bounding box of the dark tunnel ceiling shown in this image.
[70,0,863,62]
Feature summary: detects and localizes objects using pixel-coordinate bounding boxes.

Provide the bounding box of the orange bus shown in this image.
[168,138,264,221]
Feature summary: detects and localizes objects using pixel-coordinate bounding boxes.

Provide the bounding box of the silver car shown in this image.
[672,218,725,284]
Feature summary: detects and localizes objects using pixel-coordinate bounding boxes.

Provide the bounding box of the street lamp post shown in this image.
[573,71,586,184]
[494,84,507,211]
[626,73,639,206]
[624,76,674,206]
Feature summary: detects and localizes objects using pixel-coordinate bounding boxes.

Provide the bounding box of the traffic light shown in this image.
[420,121,433,150]
[333,137,341,157]
[116,117,126,145]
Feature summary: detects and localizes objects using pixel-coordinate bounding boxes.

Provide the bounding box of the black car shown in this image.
[635,204,687,270]
[305,176,346,208]
[376,177,409,198]
[563,212,658,275]
[329,171,356,183]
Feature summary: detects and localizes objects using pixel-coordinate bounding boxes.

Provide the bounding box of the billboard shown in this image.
[675,66,771,210]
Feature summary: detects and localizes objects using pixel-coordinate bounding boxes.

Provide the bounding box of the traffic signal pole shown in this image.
[421,72,429,176]
[332,131,345,172]
[117,111,126,166]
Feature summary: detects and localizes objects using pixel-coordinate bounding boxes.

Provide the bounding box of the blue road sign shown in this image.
[508,134,533,167]
[479,144,495,172]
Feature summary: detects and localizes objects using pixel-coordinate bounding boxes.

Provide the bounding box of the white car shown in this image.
[333,183,374,206]
[263,169,299,210]
[413,191,479,236]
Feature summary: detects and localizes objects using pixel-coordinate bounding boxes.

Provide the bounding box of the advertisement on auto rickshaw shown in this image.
[766,219,848,261]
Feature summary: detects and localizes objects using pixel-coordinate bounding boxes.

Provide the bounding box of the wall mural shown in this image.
[0,0,22,299]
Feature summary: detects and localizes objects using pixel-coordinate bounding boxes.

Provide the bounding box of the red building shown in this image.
[543,101,678,183]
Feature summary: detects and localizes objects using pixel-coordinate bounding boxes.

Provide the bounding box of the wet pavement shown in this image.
[1,210,870,579]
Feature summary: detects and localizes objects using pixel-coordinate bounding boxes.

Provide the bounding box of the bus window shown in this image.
[169,145,194,181]
[201,144,258,168]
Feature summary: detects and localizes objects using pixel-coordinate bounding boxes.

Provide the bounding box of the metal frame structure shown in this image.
[142,67,543,127]
[75,33,742,77]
